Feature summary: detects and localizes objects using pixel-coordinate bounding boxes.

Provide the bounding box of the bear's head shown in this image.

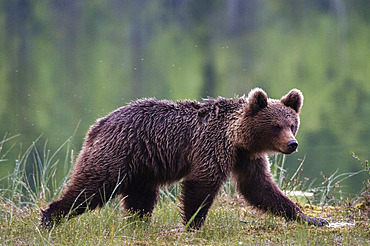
[232,88,303,155]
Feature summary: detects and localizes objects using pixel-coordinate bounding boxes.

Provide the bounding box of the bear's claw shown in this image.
[305,216,329,227]
[40,209,55,228]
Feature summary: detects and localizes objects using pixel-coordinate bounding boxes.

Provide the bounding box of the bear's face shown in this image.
[252,101,300,155]
[233,88,303,155]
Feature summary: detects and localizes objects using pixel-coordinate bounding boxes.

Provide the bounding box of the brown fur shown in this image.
[41,88,328,228]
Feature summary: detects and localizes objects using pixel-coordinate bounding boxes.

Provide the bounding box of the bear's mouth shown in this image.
[281,149,298,155]
[279,140,298,154]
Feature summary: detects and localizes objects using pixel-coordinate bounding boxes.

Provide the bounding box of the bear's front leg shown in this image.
[233,155,328,226]
[180,178,223,229]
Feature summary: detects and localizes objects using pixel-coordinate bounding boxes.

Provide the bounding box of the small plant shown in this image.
[270,154,316,204]
[312,153,368,206]
[0,134,20,163]
[351,152,370,186]
[351,152,370,216]
[159,184,181,203]
[0,135,74,207]
[269,154,368,206]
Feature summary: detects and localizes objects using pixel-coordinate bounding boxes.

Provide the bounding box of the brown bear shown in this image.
[41,88,328,228]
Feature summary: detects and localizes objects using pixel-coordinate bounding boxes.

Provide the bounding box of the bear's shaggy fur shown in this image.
[41,88,328,228]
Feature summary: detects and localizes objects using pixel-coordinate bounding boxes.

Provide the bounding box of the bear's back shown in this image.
[82,99,205,182]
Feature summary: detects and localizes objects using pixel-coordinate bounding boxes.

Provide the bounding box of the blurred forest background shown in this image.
[1,0,369,197]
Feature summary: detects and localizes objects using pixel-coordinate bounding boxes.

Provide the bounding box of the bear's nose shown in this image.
[287,140,298,152]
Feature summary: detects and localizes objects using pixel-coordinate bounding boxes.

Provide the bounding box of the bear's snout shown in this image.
[287,140,298,153]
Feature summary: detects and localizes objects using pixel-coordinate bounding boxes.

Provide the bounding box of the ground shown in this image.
[1,193,369,245]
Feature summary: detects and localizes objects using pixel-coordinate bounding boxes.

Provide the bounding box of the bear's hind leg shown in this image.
[122,183,159,218]
[41,181,115,227]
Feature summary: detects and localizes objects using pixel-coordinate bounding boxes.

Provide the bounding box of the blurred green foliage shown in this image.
[1,0,369,195]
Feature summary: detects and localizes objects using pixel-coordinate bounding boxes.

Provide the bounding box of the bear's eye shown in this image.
[291,125,295,132]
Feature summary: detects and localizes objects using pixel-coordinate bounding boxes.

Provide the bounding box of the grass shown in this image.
[1,194,369,245]
[0,137,369,245]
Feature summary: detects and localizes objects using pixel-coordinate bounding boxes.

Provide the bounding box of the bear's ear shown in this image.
[247,88,268,114]
[281,89,303,113]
